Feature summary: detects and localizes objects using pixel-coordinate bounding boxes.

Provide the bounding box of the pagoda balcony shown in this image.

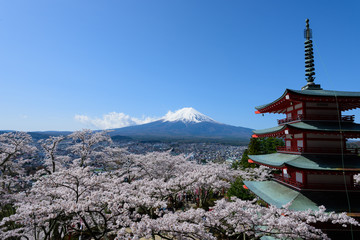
[277,114,354,125]
[273,174,304,189]
[273,174,360,190]
[276,146,359,155]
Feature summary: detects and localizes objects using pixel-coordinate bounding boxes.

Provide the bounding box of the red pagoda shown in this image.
[244,19,360,222]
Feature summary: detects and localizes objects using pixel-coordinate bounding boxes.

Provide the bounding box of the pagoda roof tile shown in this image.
[253,121,360,135]
[289,89,360,97]
[243,181,318,210]
[248,153,360,171]
[244,181,360,212]
[255,89,360,111]
[253,125,285,135]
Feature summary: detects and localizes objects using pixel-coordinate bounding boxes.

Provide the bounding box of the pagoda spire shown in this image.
[302,19,322,90]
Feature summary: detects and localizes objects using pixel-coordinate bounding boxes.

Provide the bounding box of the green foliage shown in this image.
[201,196,217,211]
[232,137,284,169]
[260,137,284,154]
[248,137,262,155]
[232,149,255,169]
[0,204,16,221]
[248,137,284,155]
[227,178,254,200]
[0,204,22,237]
[240,149,255,168]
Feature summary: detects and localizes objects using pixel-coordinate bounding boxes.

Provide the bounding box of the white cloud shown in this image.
[74,112,158,130]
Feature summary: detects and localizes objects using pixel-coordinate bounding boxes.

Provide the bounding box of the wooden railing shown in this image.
[276,146,304,153]
[273,174,304,188]
[277,114,354,125]
[277,115,304,124]
[273,174,360,190]
[304,183,360,190]
[276,146,359,155]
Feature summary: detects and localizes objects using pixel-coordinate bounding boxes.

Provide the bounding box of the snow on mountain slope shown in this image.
[108,107,253,142]
[161,107,216,123]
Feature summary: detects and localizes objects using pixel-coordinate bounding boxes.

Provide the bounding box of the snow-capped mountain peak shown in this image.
[161,107,215,123]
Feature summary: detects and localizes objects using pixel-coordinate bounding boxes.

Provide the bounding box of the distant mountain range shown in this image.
[0,130,73,141]
[108,108,253,144]
[1,108,253,144]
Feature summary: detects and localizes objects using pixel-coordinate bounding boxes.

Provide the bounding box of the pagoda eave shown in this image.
[244,180,360,213]
[255,89,360,114]
[255,90,293,114]
[248,153,360,171]
[248,158,283,169]
[253,121,360,138]
[254,130,360,139]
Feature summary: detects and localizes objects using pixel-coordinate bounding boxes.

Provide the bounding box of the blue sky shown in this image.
[1,0,360,131]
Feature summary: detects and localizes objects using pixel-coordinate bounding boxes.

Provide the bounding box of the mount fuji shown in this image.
[109,108,253,144]
[161,107,216,123]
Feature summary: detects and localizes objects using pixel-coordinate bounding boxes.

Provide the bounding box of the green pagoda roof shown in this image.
[248,153,360,171]
[255,89,360,111]
[243,181,318,210]
[253,125,284,135]
[244,180,360,213]
[253,121,360,135]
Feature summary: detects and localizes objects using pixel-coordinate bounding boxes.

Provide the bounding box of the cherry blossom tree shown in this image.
[0,150,240,239]
[0,132,35,176]
[111,151,241,209]
[0,132,35,207]
[67,129,112,167]
[0,165,170,240]
[0,131,358,240]
[242,165,272,181]
[126,197,359,240]
[38,136,68,174]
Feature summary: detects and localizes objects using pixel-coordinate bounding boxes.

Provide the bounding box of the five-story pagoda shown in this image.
[244,19,360,217]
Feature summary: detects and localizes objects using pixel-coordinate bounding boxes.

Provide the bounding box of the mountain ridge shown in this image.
[108,108,253,143]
